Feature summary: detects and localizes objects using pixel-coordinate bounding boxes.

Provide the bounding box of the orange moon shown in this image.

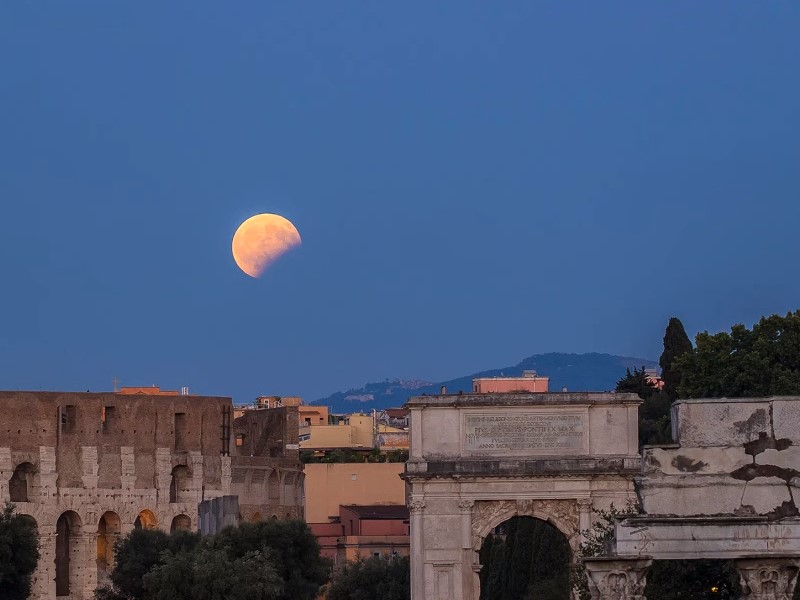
[231,213,301,278]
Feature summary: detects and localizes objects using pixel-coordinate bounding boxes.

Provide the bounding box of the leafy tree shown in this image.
[677,311,800,398]
[205,520,329,600]
[659,317,693,401]
[326,555,410,600]
[97,528,200,600]
[615,367,671,446]
[0,503,39,600]
[142,547,282,600]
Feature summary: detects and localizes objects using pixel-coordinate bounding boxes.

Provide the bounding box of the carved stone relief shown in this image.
[471,498,579,550]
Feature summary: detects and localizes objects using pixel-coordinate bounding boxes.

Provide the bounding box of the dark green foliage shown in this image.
[0,503,39,600]
[660,317,694,401]
[646,560,741,600]
[326,555,410,600]
[104,528,200,600]
[301,449,409,464]
[615,366,672,446]
[99,520,327,600]
[205,520,330,600]
[142,547,282,600]
[676,311,800,399]
[479,517,570,600]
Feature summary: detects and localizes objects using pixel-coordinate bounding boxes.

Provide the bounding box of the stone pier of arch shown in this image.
[403,392,643,600]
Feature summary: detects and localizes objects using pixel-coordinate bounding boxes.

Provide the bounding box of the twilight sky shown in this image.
[1,3,798,403]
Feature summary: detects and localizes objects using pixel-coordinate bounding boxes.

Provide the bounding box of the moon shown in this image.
[231,213,301,278]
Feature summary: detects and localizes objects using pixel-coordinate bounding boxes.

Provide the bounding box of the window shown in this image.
[304,418,311,425]
[373,552,381,558]
[174,413,187,451]
[235,433,245,447]
[102,406,115,433]
[61,405,76,434]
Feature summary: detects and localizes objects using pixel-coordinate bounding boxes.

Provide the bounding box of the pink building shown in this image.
[472,370,549,393]
[309,504,410,564]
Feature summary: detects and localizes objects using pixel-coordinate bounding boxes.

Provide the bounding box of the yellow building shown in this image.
[300,413,408,451]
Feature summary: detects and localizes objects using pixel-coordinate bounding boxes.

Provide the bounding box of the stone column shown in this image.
[578,497,593,544]
[735,557,800,600]
[220,455,232,496]
[583,557,652,600]
[74,531,98,600]
[81,446,99,489]
[0,447,11,502]
[120,446,136,489]
[458,500,475,600]
[35,525,57,600]
[409,499,426,600]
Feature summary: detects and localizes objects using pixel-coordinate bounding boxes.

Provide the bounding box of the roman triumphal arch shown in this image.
[403,391,642,600]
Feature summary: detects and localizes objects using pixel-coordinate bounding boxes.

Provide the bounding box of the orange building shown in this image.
[472,370,549,393]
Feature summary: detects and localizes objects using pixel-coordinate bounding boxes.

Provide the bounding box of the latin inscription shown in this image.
[464,412,585,454]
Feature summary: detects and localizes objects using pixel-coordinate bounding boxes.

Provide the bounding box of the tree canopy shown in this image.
[205,520,330,600]
[660,317,693,401]
[676,311,800,398]
[0,503,39,600]
[326,555,410,600]
[97,520,327,600]
[142,547,282,600]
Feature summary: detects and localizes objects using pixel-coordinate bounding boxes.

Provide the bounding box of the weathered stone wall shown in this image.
[0,391,234,599]
[230,406,304,521]
[641,397,800,518]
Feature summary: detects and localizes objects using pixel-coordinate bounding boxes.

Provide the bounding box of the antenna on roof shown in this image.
[112,377,119,392]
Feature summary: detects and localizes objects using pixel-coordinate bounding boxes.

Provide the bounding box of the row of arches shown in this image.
[23,509,192,597]
[7,462,195,504]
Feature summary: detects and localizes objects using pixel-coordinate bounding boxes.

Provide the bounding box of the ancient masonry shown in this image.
[0,391,303,600]
[404,392,800,600]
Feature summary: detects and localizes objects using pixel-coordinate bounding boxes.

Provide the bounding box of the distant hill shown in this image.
[313,352,657,413]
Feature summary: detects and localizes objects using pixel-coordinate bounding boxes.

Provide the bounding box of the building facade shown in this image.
[0,390,303,600]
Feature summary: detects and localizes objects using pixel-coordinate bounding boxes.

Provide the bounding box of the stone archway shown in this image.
[56,510,82,597]
[97,511,121,587]
[403,392,642,600]
[9,462,36,502]
[470,499,580,553]
[170,514,191,532]
[134,509,157,530]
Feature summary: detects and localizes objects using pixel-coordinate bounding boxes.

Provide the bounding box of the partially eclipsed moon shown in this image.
[232,213,301,278]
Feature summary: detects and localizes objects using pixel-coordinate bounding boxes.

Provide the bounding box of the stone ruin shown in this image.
[404,392,800,600]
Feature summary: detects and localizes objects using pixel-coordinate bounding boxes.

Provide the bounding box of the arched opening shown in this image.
[267,471,280,503]
[134,509,157,530]
[478,516,571,600]
[56,511,82,597]
[169,465,191,504]
[251,512,262,523]
[97,512,121,587]
[170,514,191,533]
[9,462,36,502]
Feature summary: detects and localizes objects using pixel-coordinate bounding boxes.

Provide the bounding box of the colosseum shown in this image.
[0,389,303,600]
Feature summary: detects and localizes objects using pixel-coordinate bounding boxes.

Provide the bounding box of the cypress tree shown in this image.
[660,317,693,401]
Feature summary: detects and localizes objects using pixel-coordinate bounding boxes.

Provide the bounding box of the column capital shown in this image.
[577,497,594,509]
[583,557,652,600]
[735,557,800,600]
[457,500,474,511]
[409,500,426,514]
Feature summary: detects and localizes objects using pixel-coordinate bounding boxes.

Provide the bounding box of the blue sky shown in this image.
[1,2,798,402]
